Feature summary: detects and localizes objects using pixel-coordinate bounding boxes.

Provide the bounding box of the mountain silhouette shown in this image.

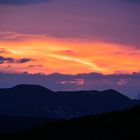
[2,84,53,95]
[0,84,139,119]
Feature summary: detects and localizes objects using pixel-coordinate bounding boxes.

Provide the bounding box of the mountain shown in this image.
[0,84,54,117]
[0,84,139,119]
[0,84,53,95]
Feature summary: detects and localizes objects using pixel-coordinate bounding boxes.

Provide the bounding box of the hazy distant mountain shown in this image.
[0,84,139,118]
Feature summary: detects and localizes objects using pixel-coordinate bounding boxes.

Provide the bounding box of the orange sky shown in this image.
[0,32,140,75]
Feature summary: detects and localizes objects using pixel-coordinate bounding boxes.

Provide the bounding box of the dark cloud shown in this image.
[28,65,43,68]
[0,72,140,98]
[0,56,14,64]
[0,56,32,64]
[17,58,32,63]
[0,0,49,5]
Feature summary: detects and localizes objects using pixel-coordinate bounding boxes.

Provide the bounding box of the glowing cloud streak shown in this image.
[49,54,105,72]
[0,32,140,74]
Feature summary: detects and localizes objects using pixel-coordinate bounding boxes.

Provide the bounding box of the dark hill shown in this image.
[1,84,53,95]
[0,85,139,118]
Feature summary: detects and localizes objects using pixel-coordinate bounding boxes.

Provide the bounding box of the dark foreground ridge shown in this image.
[1,106,140,140]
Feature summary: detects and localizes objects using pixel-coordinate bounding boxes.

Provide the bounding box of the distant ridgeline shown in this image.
[0,84,139,119]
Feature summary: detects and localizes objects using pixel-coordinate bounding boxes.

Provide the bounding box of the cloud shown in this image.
[0,0,139,47]
[0,72,140,98]
[0,32,52,42]
[0,0,49,5]
[0,48,6,54]
[50,54,105,72]
[28,65,43,68]
[59,50,77,56]
[0,56,14,64]
[0,31,140,74]
[17,58,32,63]
[58,79,85,86]
[0,56,32,64]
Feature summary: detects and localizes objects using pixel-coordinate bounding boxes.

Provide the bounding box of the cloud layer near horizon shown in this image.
[0,72,140,98]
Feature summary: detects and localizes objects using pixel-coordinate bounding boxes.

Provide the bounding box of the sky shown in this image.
[0,0,140,98]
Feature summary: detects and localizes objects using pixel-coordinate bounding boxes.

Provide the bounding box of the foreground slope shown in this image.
[1,106,140,140]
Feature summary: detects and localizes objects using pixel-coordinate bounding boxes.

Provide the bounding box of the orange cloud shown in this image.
[0,32,140,74]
